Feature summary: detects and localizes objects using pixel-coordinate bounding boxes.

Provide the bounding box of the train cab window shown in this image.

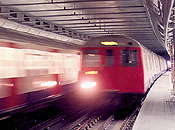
[83,49,101,67]
[121,49,138,67]
[105,49,114,66]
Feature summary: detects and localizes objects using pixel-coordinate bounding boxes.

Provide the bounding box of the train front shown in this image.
[78,35,145,101]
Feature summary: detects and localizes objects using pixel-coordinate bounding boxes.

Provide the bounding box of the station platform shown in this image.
[133,71,175,130]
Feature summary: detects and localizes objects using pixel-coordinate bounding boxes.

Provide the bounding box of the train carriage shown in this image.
[78,35,167,98]
[0,41,80,113]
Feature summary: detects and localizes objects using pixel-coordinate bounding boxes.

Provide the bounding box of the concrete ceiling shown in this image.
[0,0,174,59]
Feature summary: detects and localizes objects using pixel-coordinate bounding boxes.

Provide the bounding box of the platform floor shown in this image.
[133,71,175,130]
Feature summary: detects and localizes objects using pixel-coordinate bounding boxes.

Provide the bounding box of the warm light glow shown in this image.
[88,54,95,56]
[81,82,97,89]
[41,81,57,87]
[101,41,118,45]
[0,83,14,87]
[85,71,98,75]
[167,61,171,68]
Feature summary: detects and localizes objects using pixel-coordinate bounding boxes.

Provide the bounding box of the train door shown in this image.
[120,49,144,93]
[103,49,116,91]
[105,49,114,67]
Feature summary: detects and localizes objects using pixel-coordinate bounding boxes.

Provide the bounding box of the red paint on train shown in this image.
[78,35,167,97]
[80,47,144,94]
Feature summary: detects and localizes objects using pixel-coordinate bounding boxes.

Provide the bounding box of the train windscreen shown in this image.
[121,49,138,67]
[83,49,101,67]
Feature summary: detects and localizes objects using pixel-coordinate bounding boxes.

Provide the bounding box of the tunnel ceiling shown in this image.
[0,0,174,58]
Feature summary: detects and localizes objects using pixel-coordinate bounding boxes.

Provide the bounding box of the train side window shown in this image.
[83,49,101,67]
[121,49,138,67]
[105,49,114,66]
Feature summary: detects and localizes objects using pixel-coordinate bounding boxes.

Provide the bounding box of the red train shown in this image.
[0,41,80,113]
[78,35,167,99]
[0,35,168,113]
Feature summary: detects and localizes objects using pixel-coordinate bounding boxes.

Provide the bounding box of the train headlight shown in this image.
[81,82,97,89]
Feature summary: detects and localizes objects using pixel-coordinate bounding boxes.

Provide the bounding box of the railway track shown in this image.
[28,103,109,130]
[0,94,89,130]
[29,107,89,130]
[0,92,144,130]
[71,95,144,130]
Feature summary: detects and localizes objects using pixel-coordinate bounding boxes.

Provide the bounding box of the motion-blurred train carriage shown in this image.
[78,35,167,99]
[0,41,80,113]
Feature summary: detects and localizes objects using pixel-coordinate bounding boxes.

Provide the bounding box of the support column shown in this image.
[170,41,174,86]
[173,9,175,90]
[170,39,175,98]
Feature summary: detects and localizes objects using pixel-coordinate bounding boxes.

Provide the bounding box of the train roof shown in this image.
[84,35,141,48]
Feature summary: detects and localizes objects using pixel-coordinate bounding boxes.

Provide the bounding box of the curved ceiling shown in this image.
[0,0,174,58]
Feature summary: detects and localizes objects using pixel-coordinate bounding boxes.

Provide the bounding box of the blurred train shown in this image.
[78,35,167,100]
[0,41,80,113]
[0,35,168,113]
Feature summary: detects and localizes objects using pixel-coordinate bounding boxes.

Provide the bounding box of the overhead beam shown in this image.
[21,17,148,23]
[70,27,153,31]
[82,31,153,34]
[66,25,151,29]
[54,29,153,34]
[8,11,147,20]
[34,23,150,28]
[0,0,141,7]
[88,33,159,38]
[0,6,144,14]
[85,33,154,36]
[58,21,149,26]
[33,20,149,26]
[77,30,153,33]
[79,33,158,37]
[79,32,155,35]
